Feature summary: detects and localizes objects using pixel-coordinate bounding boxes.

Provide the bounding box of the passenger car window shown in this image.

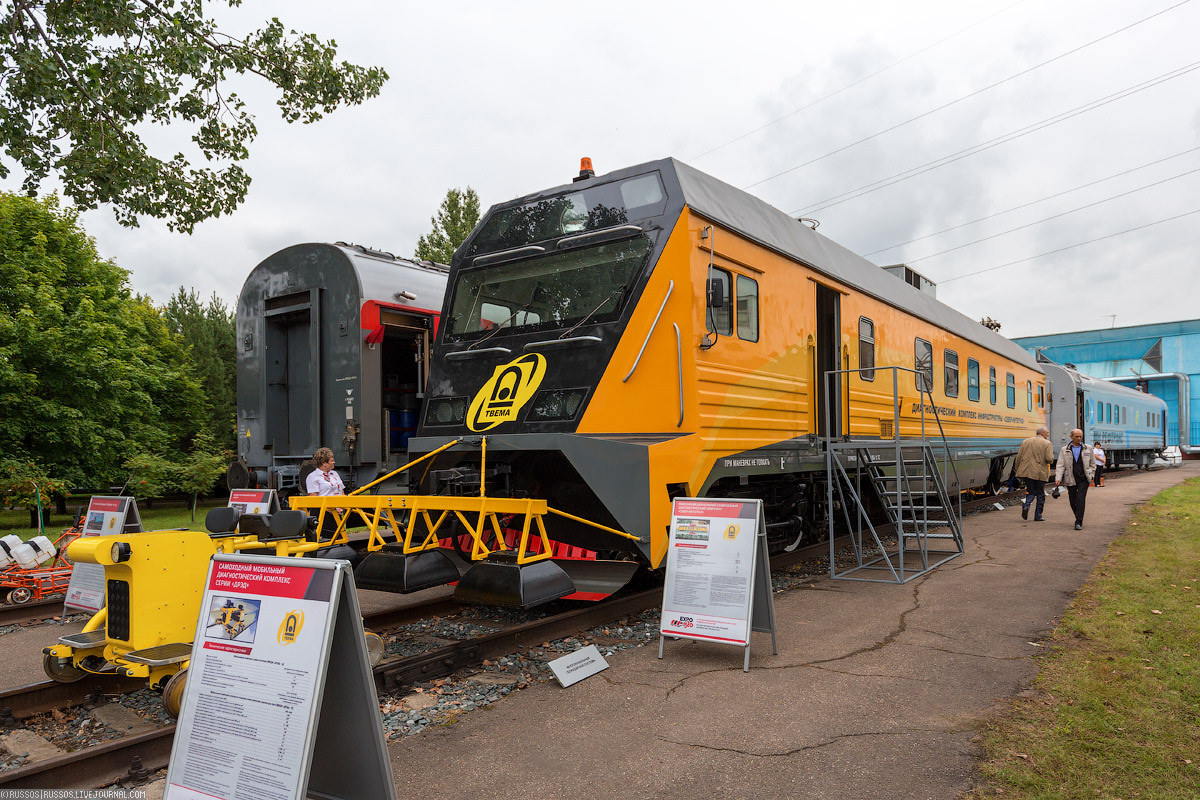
[1006,373,1015,408]
[1026,380,1033,412]
[914,338,933,392]
[944,350,959,398]
[736,275,758,342]
[967,359,979,401]
[989,367,997,405]
[859,318,874,381]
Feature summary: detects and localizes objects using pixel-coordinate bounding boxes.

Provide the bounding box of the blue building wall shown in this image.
[1013,319,1200,448]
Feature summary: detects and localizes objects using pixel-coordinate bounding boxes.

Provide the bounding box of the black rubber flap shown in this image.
[311,544,363,568]
[452,554,576,609]
[354,547,460,594]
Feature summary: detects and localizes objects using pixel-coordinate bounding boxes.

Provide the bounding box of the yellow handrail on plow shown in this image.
[288,437,642,566]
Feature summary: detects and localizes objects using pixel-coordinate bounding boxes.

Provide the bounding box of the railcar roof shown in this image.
[657,158,1039,370]
[476,158,1037,369]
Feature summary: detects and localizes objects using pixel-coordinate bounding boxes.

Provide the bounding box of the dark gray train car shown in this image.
[228,243,449,496]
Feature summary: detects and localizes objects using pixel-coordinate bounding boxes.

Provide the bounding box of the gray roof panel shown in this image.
[666,158,1039,370]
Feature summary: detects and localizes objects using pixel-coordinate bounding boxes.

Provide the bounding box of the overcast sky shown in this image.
[6,0,1199,340]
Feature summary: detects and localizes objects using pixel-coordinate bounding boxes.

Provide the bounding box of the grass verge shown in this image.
[0,499,230,540]
[970,477,1200,799]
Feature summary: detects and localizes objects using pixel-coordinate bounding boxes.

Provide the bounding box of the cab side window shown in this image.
[859,318,875,381]
[736,275,758,342]
[706,268,732,336]
[944,350,959,398]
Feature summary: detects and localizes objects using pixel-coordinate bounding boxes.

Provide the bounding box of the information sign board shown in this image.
[164,555,394,800]
[64,496,143,612]
[228,489,280,516]
[658,498,778,672]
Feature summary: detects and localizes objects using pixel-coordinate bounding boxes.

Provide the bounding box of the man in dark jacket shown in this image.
[1055,428,1097,530]
[1015,427,1056,521]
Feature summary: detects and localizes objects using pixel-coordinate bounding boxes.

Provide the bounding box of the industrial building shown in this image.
[1013,319,1200,456]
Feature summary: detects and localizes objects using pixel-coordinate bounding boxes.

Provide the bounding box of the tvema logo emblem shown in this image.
[277,609,305,645]
[467,353,547,432]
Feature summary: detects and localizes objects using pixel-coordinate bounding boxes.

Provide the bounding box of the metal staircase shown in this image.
[823,366,964,583]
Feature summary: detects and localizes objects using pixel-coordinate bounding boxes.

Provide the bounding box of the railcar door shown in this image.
[814,284,841,438]
[263,289,321,458]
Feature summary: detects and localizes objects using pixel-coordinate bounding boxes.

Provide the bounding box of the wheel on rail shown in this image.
[162,668,188,718]
[43,652,87,683]
[8,586,32,604]
[364,630,384,666]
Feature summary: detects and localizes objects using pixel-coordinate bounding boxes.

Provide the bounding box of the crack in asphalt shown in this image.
[661,579,928,699]
[656,727,946,758]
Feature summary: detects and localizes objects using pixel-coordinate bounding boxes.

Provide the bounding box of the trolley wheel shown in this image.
[364,630,384,666]
[162,668,188,718]
[43,653,87,683]
[9,587,32,605]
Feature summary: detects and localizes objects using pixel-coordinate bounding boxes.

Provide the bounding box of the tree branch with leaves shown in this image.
[0,0,388,231]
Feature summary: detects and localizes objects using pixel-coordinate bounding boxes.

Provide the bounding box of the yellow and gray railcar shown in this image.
[379,158,1043,605]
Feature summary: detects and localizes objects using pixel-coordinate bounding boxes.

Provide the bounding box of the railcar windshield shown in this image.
[445,236,652,339]
[463,173,666,257]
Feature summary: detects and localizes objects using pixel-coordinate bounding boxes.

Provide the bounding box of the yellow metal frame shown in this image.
[289,436,643,566]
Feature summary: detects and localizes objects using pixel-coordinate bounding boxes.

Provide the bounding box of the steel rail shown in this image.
[0,596,66,627]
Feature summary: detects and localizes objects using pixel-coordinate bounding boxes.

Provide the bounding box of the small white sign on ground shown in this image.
[548,644,610,688]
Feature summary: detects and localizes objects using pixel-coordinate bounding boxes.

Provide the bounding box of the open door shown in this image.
[815,284,841,439]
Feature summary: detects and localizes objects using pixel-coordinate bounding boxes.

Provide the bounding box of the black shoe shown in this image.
[1021,506,1028,520]
[1074,522,1082,530]
[1034,517,1045,522]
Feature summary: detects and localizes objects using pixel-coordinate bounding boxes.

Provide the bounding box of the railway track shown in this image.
[0,469,1156,790]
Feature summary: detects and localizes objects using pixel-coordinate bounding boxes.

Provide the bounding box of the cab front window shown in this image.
[445,236,652,339]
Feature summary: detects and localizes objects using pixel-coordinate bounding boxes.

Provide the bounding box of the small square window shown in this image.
[736,275,758,342]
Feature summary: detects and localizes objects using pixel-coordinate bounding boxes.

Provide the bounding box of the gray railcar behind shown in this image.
[228,243,448,496]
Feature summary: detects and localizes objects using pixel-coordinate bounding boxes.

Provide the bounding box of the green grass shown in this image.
[0,497,230,540]
[970,477,1200,799]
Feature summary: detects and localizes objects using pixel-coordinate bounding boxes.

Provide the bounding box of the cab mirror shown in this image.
[707,278,724,309]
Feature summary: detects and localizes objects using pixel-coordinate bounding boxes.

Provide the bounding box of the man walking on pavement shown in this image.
[1055,428,1096,530]
[1015,427,1056,521]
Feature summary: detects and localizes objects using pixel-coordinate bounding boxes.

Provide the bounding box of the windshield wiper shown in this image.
[558,284,626,340]
[466,282,546,351]
[467,302,531,351]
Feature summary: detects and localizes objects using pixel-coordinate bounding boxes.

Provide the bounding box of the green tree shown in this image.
[0,458,69,531]
[0,192,207,494]
[415,187,481,264]
[0,1,387,232]
[163,288,236,453]
[174,432,230,520]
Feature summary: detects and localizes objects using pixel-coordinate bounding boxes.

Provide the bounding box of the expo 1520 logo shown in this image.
[670,616,694,629]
